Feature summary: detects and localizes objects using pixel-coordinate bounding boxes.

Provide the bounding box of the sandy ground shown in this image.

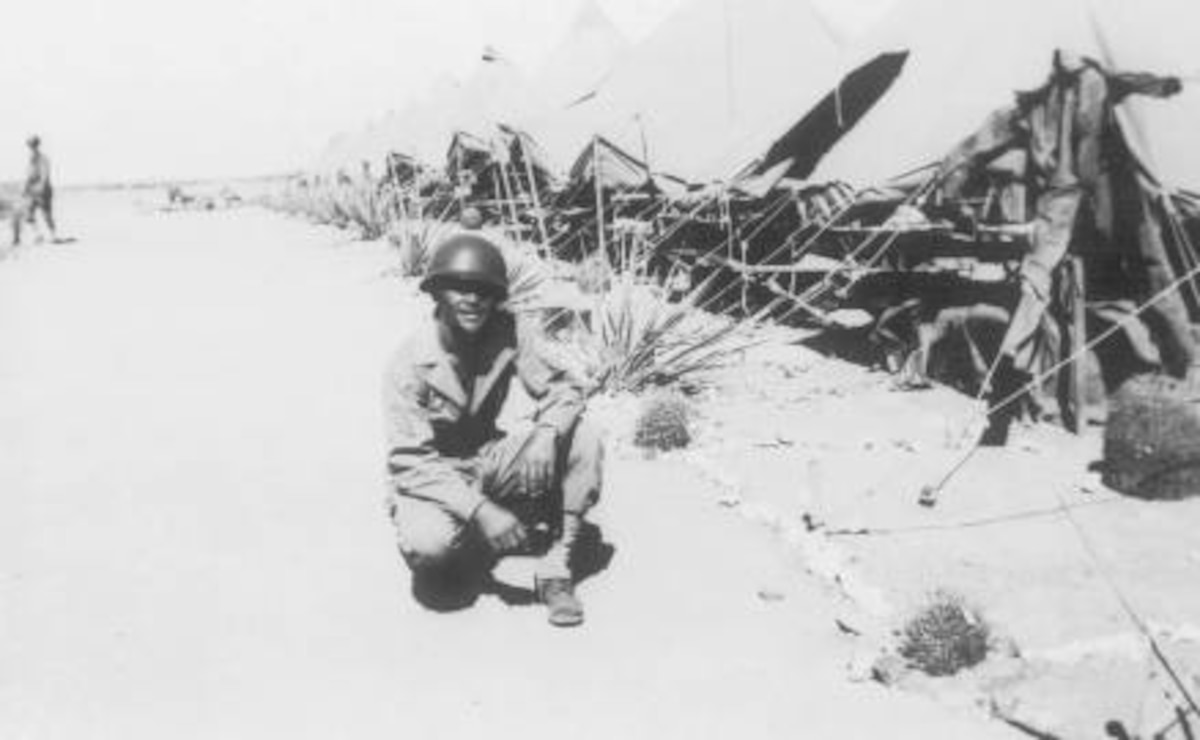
[0,193,1020,740]
[688,310,1200,737]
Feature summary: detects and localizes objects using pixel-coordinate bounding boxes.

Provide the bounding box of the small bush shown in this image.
[389,220,450,278]
[634,394,693,451]
[898,590,991,677]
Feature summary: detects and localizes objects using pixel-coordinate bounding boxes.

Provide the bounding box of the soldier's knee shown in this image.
[393,502,492,613]
[392,500,462,569]
[401,530,458,570]
[566,418,605,465]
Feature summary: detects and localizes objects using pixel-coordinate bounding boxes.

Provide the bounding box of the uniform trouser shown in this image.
[389,418,603,573]
[27,191,54,235]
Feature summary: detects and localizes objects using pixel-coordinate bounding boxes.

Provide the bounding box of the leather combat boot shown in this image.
[535,576,584,627]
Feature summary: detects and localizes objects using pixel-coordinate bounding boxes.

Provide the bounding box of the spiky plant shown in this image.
[389,219,451,277]
[898,590,991,677]
[570,275,758,395]
[634,393,693,451]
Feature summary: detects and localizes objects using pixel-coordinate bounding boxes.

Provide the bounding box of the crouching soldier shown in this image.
[382,233,603,627]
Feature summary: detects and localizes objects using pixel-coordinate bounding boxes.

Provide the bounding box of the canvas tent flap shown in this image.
[567,137,653,193]
[745,51,909,186]
[811,0,1104,186]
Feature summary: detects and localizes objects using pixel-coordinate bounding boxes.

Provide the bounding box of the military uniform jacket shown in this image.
[383,311,584,520]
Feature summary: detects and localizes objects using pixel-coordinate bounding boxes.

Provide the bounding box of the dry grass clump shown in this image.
[336,184,389,240]
[264,180,390,240]
[1103,372,1200,500]
[634,394,693,451]
[570,277,756,395]
[388,220,450,277]
[898,590,991,677]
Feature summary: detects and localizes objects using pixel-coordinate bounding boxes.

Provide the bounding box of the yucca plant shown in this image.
[570,274,758,395]
[389,219,447,277]
[339,183,390,240]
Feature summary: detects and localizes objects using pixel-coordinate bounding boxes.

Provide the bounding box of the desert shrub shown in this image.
[1103,372,1200,500]
[567,277,757,395]
[263,179,391,239]
[389,220,451,278]
[898,590,991,677]
[334,182,389,240]
[634,394,693,451]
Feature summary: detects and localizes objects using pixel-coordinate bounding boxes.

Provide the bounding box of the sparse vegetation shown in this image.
[569,277,758,395]
[634,393,694,451]
[898,590,991,677]
[264,179,389,240]
[388,219,449,277]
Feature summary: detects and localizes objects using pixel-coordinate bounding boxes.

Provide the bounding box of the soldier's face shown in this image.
[437,281,500,336]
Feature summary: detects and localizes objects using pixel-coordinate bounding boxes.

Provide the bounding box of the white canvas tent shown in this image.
[524,0,851,183]
[313,48,535,174]
[810,0,1200,193]
[528,0,629,116]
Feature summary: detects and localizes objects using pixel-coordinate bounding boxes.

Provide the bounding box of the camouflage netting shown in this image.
[1102,373,1200,500]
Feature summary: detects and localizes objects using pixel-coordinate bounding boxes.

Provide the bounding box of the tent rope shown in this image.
[1052,484,1200,718]
[927,253,1200,500]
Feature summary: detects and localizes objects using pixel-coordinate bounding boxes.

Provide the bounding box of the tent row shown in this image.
[314,0,899,191]
[303,0,1200,432]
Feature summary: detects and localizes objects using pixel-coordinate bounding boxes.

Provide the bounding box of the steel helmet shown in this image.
[420,232,508,298]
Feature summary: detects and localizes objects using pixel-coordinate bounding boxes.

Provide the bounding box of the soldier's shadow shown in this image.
[485,522,616,607]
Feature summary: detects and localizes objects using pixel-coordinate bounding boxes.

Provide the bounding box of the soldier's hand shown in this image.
[520,426,558,498]
[473,500,527,554]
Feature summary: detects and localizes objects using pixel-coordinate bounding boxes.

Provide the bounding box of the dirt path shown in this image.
[0,194,1017,739]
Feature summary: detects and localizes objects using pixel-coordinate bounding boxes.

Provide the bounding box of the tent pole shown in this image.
[593,136,607,264]
[723,192,746,313]
[497,156,521,240]
[1063,255,1087,434]
[518,134,550,253]
[456,143,467,216]
[492,170,504,226]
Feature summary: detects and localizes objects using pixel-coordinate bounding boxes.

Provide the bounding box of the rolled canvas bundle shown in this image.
[1103,373,1200,500]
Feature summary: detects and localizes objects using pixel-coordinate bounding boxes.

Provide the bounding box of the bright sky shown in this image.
[1,0,893,184]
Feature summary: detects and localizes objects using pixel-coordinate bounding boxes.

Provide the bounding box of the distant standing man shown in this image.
[382,232,604,626]
[24,136,57,243]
